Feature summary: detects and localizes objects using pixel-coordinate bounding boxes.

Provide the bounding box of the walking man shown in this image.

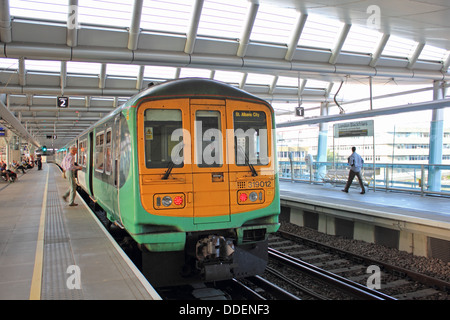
[62,147,82,206]
[342,146,365,194]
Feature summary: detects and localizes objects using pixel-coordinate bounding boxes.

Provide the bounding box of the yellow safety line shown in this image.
[29,169,49,300]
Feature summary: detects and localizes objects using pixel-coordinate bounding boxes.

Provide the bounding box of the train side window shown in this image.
[195,110,222,167]
[95,131,105,172]
[105,129,112,175]
[79,139,87,167]
[233,110,269,166]
[143,109,183,169]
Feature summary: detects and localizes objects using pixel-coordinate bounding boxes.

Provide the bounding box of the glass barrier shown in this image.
[278,160,450,197]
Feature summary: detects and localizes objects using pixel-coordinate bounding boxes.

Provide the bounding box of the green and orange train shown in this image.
[56,78,280,285]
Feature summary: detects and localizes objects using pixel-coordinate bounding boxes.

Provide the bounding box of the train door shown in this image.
[112,114,121,218]
[190,101,230,224]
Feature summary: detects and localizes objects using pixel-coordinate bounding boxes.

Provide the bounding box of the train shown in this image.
[55,78,280,286]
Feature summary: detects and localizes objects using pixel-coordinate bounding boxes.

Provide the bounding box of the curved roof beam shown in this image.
[329,23,351,65]
[237,1,259,58]
[127,0,143,51]
[0,0,11,43]
[285,12,308,61]
[184,0,204,54]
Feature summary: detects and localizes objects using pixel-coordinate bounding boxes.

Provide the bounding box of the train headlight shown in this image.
[162,196,172,207]
[249,192,258,202]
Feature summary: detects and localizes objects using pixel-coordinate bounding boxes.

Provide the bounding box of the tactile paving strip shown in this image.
[42,183,83,300]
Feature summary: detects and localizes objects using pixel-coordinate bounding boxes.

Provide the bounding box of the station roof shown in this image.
[0,0,449,149]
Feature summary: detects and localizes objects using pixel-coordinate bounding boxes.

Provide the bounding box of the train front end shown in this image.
[131,79,280,285]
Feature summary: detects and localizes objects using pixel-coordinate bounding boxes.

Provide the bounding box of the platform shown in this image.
[279,180,450,260]
[0,163,161,300]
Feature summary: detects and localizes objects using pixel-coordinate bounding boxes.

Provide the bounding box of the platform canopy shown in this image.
[0,0,449,148]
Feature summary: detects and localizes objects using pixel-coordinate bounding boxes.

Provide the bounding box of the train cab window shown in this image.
[95,131,105,172]
[195,110,222,167]
[144,109,183,168]
[234,110,269,166]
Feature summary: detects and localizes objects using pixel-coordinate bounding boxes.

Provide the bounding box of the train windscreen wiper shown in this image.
[236,145,258,177]
[162,161,175,180]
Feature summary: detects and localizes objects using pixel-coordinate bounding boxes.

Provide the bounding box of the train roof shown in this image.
[128,78,273,110]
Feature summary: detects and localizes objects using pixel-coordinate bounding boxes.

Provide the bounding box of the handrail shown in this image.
[278,160,450,197]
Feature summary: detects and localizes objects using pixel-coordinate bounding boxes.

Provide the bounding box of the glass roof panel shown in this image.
[77,0,132,28]
[197,0,248,39]
[298,14,344,49]
[277,76,300,87]
[179,67,211,78]
[213,70,244,84]
[246,73,274,86]
[10,0,67,22]
[67,61,101,75]
[0,58,19,70]
[341,25,383,54]
[106,63,140,77]
[418,45,448,62]
[141,0,193,34]
[144,65,178,79]
[25,60,61,72]
[250,3,297,44]
[382,35,418,58]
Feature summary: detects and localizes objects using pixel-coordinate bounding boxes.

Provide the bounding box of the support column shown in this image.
[428,81,446,191]
[315,102,328,181]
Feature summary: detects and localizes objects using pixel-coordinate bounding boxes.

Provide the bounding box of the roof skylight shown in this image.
[78,0,132,28]
[246,73,274,86]
[418,45,449,62]
[25,60,61,72]
[10,0,67,22]
[298,14,344,49]
[144,65,178,79]
[141,0,193,34]
[341,25,383,54]
[213,70,244,84]
[382,35,418,58]
[198,0,248,39]
[67,61,102,75]
[0,58,19,70]
[106,63,140,77]
[250,3,297,44]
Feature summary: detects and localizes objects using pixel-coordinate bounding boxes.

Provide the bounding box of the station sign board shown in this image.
[333,120,374,138]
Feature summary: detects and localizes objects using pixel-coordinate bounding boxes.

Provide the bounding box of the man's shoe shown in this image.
[360,191,365,194]
[62,195,68,202]
[341,189,348,193]
[69,203,78,207]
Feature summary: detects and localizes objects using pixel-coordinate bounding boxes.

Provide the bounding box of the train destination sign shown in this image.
[333,120,374,138]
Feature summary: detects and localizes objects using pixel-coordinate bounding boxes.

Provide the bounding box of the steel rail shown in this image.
[268,247,396,300]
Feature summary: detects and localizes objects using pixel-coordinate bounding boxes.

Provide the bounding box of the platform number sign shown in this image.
[57,96,69,108]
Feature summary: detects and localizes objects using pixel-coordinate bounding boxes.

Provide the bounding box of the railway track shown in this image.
[268,230,450,300]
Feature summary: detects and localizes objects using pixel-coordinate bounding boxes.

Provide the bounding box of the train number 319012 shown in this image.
[247,180,271,188]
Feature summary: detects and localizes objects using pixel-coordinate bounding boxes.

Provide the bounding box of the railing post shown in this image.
[420,164,425,196]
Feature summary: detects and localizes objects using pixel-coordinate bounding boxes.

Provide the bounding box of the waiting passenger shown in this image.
[1,162,16,182]
[12,160,26,174]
